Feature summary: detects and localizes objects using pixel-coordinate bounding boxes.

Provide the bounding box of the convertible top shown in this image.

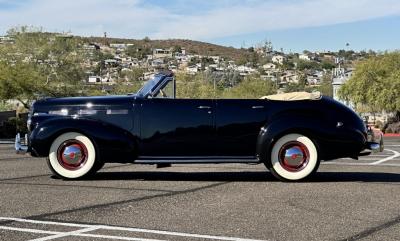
[260,91,322,101]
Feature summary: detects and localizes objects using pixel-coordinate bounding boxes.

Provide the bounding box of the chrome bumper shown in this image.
[366,141,381,153]
[15,133,28,154]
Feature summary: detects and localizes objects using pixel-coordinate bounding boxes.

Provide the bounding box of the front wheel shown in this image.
[47,132,99,179]
[269,133,319,181]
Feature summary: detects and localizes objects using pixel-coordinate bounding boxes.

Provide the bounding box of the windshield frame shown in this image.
[136,72,175,99]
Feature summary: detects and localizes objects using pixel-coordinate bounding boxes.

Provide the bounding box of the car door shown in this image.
[215,99,268,157]
[138,98,215,157]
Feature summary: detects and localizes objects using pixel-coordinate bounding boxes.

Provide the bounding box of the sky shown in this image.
[0,0,399,52]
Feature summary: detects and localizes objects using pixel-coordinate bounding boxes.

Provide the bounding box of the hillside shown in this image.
[85,37,251,61]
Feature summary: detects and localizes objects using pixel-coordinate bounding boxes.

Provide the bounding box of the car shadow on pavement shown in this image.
[84,171,400,183]
[87,171,275,182]
[310,172,400,183]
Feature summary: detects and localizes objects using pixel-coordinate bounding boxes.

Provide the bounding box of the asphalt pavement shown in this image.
[0,137,399,241]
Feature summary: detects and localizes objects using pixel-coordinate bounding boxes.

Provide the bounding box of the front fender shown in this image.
[30,117,137,163]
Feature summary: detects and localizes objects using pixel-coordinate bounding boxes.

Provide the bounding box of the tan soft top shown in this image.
[260,91,322,101]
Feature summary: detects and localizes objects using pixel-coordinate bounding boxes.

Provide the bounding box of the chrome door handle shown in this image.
[252,106,264,109]
[198,106,212,109]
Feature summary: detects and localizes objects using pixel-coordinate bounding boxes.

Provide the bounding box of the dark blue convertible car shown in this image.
[16,72,382,181]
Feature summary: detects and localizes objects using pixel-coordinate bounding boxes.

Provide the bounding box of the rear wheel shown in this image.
[269,133,319,181]
[47,132,99,179]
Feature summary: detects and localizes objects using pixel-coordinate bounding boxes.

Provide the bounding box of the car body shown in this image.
[16,71,382,181]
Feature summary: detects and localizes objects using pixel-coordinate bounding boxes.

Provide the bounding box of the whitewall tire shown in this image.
[269,133,319,181]
[47,132,97,179]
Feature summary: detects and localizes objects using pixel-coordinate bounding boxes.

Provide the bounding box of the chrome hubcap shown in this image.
[279,141,309,172]
[57,140,88,170]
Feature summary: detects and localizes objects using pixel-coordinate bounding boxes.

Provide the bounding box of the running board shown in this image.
[135,157,259,164]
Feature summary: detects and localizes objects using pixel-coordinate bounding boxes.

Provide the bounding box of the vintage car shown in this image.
[15,71,382,181]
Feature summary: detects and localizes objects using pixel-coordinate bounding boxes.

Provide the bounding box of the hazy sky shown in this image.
[0,0,399,52]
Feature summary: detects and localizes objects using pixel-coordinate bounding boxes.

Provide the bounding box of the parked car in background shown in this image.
[16,72,382,181]
[367,125,384,152]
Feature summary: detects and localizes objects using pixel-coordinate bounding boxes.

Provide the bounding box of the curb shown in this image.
[384,134,400,137]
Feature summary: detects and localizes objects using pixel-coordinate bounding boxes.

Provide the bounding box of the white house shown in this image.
[299,54,312,61]
[88,76,101,83]
[110,43,133,50]
[272,55,286,64]
[262,63,277,70]
[186,65,199,75]
[332,68,354,108]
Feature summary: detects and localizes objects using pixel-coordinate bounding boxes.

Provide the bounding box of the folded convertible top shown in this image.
[260,91,322,101]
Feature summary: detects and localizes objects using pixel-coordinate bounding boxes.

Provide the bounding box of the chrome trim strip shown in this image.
[138,156,256,159]
[106,109,129,115]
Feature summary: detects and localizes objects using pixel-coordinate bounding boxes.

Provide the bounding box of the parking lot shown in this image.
[0,137,399,241]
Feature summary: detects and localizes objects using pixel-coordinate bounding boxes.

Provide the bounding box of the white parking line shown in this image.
[28,226,100,241]
[370,149,400,165]
[0,226,59,235]
[0,217,269,241]
[0,225,165,241]
[323,162,400,167]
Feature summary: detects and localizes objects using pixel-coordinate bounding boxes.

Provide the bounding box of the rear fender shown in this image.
[256,116,327,167]
[30,117,138,163]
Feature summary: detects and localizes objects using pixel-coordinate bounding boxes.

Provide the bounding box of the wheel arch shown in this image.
[257,116,324,168]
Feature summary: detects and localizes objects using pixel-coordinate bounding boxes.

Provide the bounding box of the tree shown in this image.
[296,60,321,71]
[284,82,306,93]
[120,68,145,82]
[314,74,333,97]
[338,52,400,118]
[321,61,335,70]
[221,75,276,99]
[0,28,87,108]
[0,62,45,109]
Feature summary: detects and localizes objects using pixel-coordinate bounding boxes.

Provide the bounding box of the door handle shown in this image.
[198,106,212,109]
[252,106,264,109]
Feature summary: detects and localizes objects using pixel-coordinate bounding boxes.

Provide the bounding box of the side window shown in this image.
[154,78,175,99]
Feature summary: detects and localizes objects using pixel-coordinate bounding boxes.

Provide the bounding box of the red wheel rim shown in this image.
[278,141,310,172]
[57,140,88,170]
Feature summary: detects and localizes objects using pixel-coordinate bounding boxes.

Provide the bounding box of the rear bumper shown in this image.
[359,141,383,156]
[15,133,29,154]
[366,142,381,153]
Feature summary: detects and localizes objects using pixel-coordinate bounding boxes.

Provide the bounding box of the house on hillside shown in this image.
[186,65,199,75]
[262,63,277,70]
[0,36,15,44]
[332,67,354,108]
[153,49,173,59]
[151,58,164,68]
[110,43,133,51]
[280,71,300,84]
[272,55,286,64]
[299,54,312,61]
